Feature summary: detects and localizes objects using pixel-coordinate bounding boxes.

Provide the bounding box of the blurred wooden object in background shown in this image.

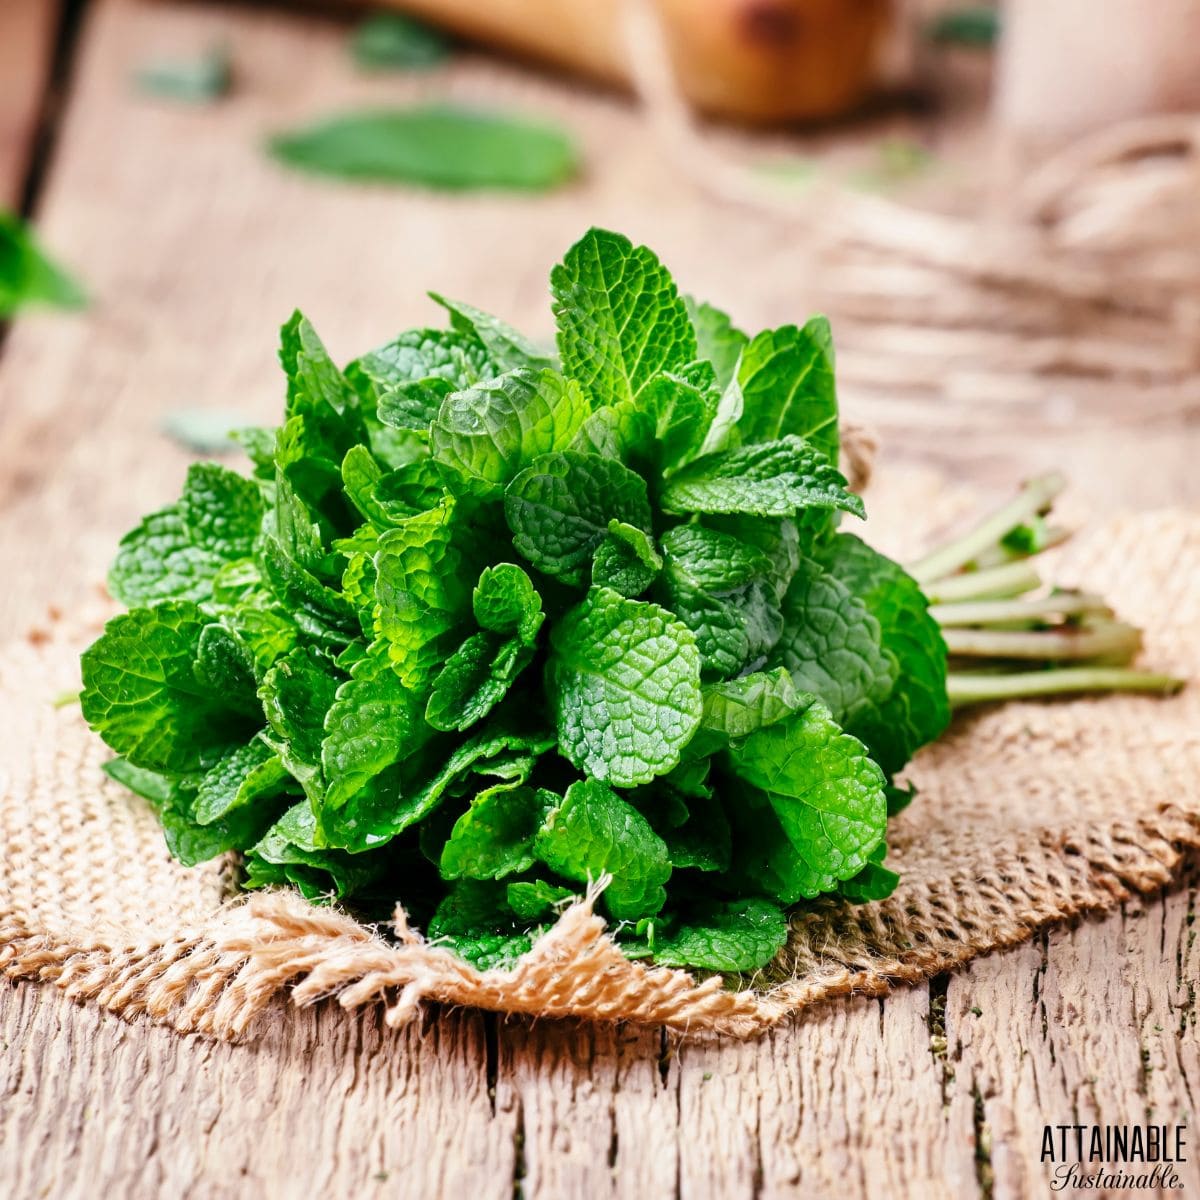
[997,0,1200,140]
[0,0,62,209]
[363,0,893,123]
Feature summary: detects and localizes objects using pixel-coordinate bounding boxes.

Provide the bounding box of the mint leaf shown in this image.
[640,897,787,972]
[819,534,950,773]
[81,602,250,774]
[431,368,587,495]
[431,294,554,373]
[699,668,801,742]
[269,104,580,192]
[592,520,662,598]
[535,779,671,920]
[135,44,232,103]
[506,878,573,919]
[505,451,651,584]
[373,496,478,689]
[0,209,86,317]
[109,463,263,607]
[725,700,887,902]
[321,642,426,808]
[552,228,696,408]
[440,785,550,880]
[684,298,747,392]
[658,525,782,679]
[193,738,291,825]
[771,555,896,727]
[351,12,450,70]
[736,319,839,463]
[548,588,702,786]
[661,436,863,520]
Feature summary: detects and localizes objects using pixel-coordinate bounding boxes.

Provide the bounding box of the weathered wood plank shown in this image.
[3,871,1195,1199]
[0,0,60,209]
[0,1,1195,1197]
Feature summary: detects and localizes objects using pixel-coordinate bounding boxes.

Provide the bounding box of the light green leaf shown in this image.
[662,435,862,520]
[431,368,587,495]
[736,319,839,462]
[725,699,887,901]
[548,587,702,786]
[505,451,651,584]
[80,602,250,774]
[269,104,580,192]
[642,897,787,972]
[440,785,550,880]
[535,779,671,920]
[771,555,896,727]
[0,209,86,317]
[551,228,696,408]
[431,293,554,373]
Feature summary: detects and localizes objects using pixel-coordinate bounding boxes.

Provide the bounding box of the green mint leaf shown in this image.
[592,520,662,598]
[108,463,263,607]
[838,853,900,903]
[641,897,787,972]
[424,630,532,732]
[506,878,574,920]
[350,12,450,70]
[193,738,291,825]
[135,44,232,103]
[724,699,887,902]
[259,646,343,801]
[684,297,748,392]
[431,293,554,373]
[819,534,950,774]
[699,668,801,743]
[472,563,543,640]
[373,496,477,690]
[658,525,782,679]
[661,435,863,520]
[551,228,696,408]
[321,642,426,808]
[102,758,176,805]
[535,779,671,920]
[548,588,702,786]
[771,554,896,727]
[391,727,556,836]
[81,602,251,774]
[505,451,651,584]
[430,368,587,496]
[0,208,86,316]
[440,785,550,880]
[269,104,580,192]
[736,319,839,463]
[426,880,539,969]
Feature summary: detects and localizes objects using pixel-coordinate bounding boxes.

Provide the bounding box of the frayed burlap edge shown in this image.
[4,800,1198,1041]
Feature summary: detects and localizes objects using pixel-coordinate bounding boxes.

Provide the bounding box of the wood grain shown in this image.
[3,870,1195,1199]
[0,2,1195,1196]
[0,0,61,209]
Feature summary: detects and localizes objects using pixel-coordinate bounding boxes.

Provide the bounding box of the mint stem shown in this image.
[948,667,1184,707]
[930,591,1111,628]
[909,472,1065,584]
[923,560,1041,604]
[972,524,1071,570]
[942,620,1142,662]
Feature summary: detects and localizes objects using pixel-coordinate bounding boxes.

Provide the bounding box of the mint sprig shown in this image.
[80,228,1181,975]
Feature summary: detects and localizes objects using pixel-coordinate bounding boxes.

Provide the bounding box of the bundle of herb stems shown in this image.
[909,472,1180,706]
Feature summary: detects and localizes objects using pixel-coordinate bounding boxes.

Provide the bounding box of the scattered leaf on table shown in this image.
[926,6,1000,47]
[161,408,250,455]
[135,44,232,103]
[0,210,86,318]
[351,11,450,71]
[268,104,581,193]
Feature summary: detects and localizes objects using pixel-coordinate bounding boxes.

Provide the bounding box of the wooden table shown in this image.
[2,2,1197,1196]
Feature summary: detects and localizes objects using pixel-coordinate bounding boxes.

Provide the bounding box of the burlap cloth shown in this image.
[3,472,1198,1040]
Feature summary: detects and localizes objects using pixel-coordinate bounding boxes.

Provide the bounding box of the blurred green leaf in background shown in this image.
[268,104,581,192]
[0,210,86,318]
[351,11,450,71]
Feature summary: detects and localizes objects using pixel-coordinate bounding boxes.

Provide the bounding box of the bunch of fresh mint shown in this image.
[79,229,1177,974]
